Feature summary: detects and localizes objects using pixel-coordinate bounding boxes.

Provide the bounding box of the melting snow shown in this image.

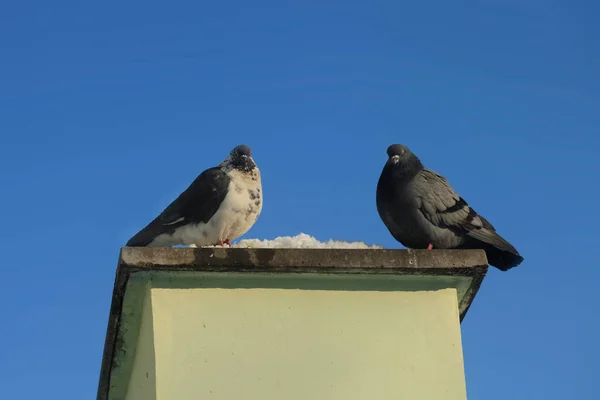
[188,233,383,249]
[235,233,383,249]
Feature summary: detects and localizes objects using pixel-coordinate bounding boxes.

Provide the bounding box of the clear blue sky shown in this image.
[1,1,598,398]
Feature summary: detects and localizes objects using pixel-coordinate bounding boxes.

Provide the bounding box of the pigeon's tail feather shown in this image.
[126,223,161,247]
[461,240,524,271]
[463,228,524,271]
[126,232,152,247]
[483,245,524,271]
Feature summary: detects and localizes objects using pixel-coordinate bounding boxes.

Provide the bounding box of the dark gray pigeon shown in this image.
[376,144,523,271]
[126,144,262,247]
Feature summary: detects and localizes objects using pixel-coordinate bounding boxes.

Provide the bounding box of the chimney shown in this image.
[97,247,487,400]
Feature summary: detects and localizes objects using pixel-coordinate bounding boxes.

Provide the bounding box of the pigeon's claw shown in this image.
[224,239,231,246]
[427,243,433,250]
[217,241,224,246]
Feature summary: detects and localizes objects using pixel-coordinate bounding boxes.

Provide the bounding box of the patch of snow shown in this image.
[234,233,383,249]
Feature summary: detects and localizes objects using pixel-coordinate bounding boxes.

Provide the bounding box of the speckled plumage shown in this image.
[126,144,262,247]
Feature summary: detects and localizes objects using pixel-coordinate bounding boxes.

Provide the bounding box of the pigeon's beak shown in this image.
[241,155,256,168]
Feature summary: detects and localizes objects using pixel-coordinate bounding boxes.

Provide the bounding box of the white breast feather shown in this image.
[149,167,262,247]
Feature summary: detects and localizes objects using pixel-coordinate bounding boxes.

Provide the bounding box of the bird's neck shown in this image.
[389,157,424,183]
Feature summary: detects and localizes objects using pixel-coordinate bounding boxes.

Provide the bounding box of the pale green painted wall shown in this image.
[124,289,157,400]
[125,287,467,400]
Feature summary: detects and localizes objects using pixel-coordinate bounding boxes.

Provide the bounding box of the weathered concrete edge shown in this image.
[97,247,488,400]
[98,256,130,400]
[119,247,488,272]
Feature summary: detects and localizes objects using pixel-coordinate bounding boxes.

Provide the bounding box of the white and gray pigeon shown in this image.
[126,144,262,247]
[376,144,523,271]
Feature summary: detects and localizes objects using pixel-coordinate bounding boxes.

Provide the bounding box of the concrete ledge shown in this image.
[118,247,488,272]
[97,248,488,400]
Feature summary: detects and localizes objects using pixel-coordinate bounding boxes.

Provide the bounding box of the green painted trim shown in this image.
[144,271,473,311]
[108,277,150,400]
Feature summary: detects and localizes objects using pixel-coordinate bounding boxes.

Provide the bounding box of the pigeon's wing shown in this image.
[126,167,230,246]
[414,169,522,258]
[413,169,488,233]
[157,167,231,226]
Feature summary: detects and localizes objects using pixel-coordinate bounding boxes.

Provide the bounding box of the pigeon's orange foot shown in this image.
[217,241,224,246]
[427,243,433,250]
[224,239,231,246]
